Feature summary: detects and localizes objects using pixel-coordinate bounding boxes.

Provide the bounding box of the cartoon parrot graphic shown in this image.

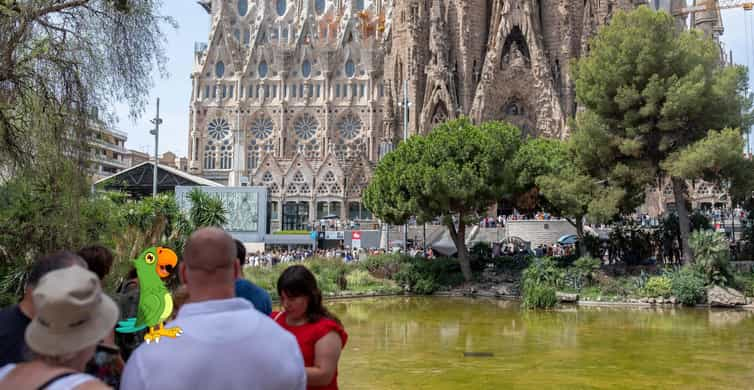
[116,247,183,344]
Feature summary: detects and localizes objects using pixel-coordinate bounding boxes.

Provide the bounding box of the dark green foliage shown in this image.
[306,258,350,292]
[572,6,754,263]
[364,118,522,281]
[689,230,733,286]
[393,257,465,294]
[521,257,562,309]
[607,220,655,265]
[358,253,410,279]
[668,267,707,305]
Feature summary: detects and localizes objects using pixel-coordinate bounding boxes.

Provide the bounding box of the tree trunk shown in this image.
[565,216,588,257]
[447,213,472,282]
[671,177,694,264]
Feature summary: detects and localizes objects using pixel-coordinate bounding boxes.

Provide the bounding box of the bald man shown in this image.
[122,228,306,390]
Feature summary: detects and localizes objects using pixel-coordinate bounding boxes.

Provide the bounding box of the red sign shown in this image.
[352,231,361,240]
[352,231,362,249]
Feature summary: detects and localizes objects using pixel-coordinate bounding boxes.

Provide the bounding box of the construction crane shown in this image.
[672,0,752,16]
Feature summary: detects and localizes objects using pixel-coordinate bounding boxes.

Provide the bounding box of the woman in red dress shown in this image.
[272,265,348,390]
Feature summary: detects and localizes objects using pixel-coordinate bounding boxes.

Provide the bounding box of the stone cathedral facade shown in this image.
[187,0,724,230]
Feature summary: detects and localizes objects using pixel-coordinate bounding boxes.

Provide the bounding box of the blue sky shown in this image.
[114,4,754,157]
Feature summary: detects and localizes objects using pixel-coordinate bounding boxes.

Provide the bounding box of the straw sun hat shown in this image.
[25,266,119,357]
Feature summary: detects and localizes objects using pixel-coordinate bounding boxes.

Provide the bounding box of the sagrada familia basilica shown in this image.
[186,0,725,230]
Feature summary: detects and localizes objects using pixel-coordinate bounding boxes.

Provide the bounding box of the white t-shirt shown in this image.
[120,298,306,390]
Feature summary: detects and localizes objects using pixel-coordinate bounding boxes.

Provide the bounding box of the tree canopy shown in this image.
[363,118,521,281]
[0,0,175,176]
[572,6,753,262]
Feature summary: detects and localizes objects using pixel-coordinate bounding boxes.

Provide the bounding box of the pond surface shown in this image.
[330,297,754,389]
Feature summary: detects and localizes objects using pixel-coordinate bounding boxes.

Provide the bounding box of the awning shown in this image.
[264,234,315,246]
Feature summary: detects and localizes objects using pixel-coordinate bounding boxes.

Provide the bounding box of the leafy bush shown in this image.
[669,266,706,305]
[521,257,562,309]
[733,272,754,297]
[690,230,733,286]
[522,283,557,309]
[643,276,672,298]
[345,269,401,294]
[571,256,601,285]
[489,254,532,273]
[393,257,464,294]
[358,253,409,279]
[306,258,349,293]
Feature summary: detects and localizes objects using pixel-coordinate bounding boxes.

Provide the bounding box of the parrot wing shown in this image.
[135,290,164,328]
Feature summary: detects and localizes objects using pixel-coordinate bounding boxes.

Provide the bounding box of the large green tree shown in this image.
[512,136,624,256]
[572,6,753,263]
[364,118,521,281]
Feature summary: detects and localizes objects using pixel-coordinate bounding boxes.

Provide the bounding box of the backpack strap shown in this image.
[37,371,76,390]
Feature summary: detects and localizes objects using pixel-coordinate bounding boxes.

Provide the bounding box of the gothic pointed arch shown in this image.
[469,6,566,138]
[284,153,315,197]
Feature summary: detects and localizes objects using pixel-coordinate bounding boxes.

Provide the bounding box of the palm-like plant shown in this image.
[689,230,733,286]
[188,188,227,228]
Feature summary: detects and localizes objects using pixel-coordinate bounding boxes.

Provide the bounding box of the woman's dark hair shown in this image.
[277,265,341,326]
[77,245,114,281]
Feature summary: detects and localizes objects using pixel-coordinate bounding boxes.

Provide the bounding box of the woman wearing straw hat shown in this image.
[0,266,118,389]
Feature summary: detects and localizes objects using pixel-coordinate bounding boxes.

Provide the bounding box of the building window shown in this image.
[258,61,269,78]
[276,0,286,16]
[299,84,304,98]
[265,85,270,98]
[247,140,260,170]
[212,86,217,98]
[238,0,248,16]
[335,84,340,97]
[315,0,325,14]
[337,113,362,139]
[219,140,233,169]
[316,84,321,97]
[250,115,274,138]
[229,86,234,98]
[215,61,225,78]
[345,59,355,78]
[208,118,230,140]
[294,114,319,139]
[222,85,227,98]
[270,201,279,220]
[272,85,277,97]
[204,143,216,169]
[243,29,250,46]
[354,0,364,11]
[302,60,312,78]
[292,85,297,97]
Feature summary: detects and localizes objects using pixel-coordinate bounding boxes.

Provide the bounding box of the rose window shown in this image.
[294,114,319,139]
[337,114,362,139]
[251,116,273,139]
[208,118,230,140]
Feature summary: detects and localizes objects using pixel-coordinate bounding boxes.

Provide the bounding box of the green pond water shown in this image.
[330,297,754,389]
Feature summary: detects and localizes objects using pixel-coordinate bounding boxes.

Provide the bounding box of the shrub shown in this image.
[690,230,733,286]
[345,269,401,294]
[571,256,601,286]
[393,257,465,294]
[643,276,672,298]
[521,257,561,309]
[359,253,409,279]
[669,266,706,305]
[522,283,557,309]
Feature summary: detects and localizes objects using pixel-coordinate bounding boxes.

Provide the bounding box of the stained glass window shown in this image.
[215,61,225,78]
[208,118,230,140]
[294,114,319,139]
[345,59,355,78]
[250,116,273,139]
[258,61,268,78]
[302,60,312,78]
[238,0,248,16]
[276,0,286,16]
[354,0,364,11]
[315,0,325,14]
[337,113,362,139]
[219,140,233,169]
[247,141,260,170]
[204,143,216,169]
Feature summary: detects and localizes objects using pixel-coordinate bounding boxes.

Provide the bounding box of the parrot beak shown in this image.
[155,247,178,278]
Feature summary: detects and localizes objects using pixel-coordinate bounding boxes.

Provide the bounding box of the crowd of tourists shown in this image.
[0,227,348,389]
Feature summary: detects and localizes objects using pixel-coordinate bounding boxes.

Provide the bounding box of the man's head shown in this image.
[22,251,88,317]
[180,227,239,302]
[77,245,114,281]
[234,239,246,266]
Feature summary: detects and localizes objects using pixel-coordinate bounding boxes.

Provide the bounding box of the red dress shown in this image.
[272,311,348,390]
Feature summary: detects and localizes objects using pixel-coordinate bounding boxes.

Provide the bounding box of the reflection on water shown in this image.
[329,297,754,389]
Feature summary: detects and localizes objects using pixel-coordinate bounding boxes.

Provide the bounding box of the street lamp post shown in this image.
[149,98,163,197]
[400,79,412,252]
